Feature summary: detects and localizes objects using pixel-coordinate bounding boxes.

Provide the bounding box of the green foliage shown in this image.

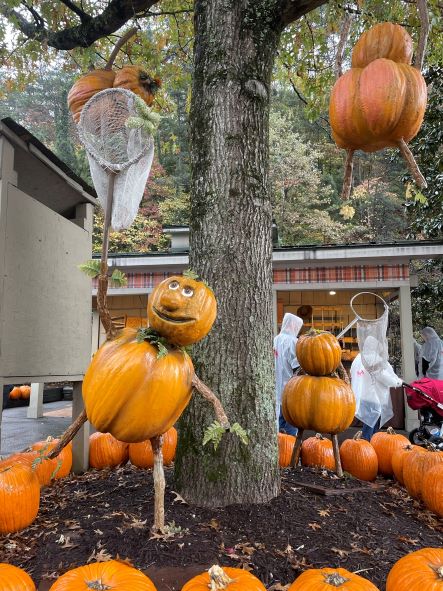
[110,269,128,287]
[230,423,249,446]
[78,259,101,278]
[202,421,226,450]
[411,260,443,335]
[136,327,170,358]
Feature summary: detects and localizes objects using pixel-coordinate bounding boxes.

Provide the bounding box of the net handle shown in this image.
[350,291,388,322]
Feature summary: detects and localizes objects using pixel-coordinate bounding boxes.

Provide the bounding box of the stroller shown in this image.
[403,378,443,450]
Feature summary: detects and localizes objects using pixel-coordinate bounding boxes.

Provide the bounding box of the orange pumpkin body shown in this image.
[182,567,266,591]
[296,331,342,376]
[89,432,129,469]
[129,427,178,468]
[0,563,35,591]
[113,66,161,106]
[48,560,157,591]
[19,385,31,400]
[370,429,409,476]
[386,547,443,591]
[288,567,380,590]
[147,275,217,347]
[0,463,40,534]
[351,22,413,68]
[403,450,443,499]
[282,375,355,434]
[391,444,426,484]
[31,439,73,484]
[9,386,22,400]
[340,433,378,481]
[278,433,296,467]
[422,464,443,517]
[83,328,194,443]
[301,435,335,470]
[67,69,116,123]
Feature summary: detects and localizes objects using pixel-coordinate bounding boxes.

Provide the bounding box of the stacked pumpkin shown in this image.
[9,385,31,401]
[282,330,355,473]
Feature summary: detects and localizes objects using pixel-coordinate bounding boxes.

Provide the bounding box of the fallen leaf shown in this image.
[171,490,188,504]
[318,509,330,517]
[397,535,419,545]
[268,584,290,591]
[331,547,350,558]
[308,522,321,530]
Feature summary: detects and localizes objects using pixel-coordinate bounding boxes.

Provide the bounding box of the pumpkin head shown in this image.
[391,444,426,485]
[48,560,157,591]
[89,432,129,469]
[182,565,266,591]
[113,66,161,106]
[67,69,116,123]
[351,22,413,68]
[83,328,194,442]
[422,463,443,517]
[147,274,217,346]
[370,428,411,476]
[386,548,443,591]
[31,438,73,484]
[282,375,355,434]
[0,462,40,534]
[9,386,22,400]
[278,432,296,467]
[129,427,178,469]
[288,567,380,590]
[296,330,342,376]
[340,431,378,481]
[301,434,336,471]
[403,449,443,500]
[0,563,36,591]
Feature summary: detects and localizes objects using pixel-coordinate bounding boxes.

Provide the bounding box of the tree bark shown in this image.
[174,0,282,507]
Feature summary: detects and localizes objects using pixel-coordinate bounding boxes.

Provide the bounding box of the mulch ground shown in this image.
[1,465,442,590]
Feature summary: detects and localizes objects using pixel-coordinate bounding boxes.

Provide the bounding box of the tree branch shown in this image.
[105,26,138,69]
[279,0,329,29]
[414,0,429,71]
[59,0,92,24]
[334,12,352,80]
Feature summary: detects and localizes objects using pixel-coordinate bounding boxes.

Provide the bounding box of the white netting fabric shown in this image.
[78,88,154,231]
[352,293,389,375]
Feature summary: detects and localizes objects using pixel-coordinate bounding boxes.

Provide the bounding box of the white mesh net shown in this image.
[78,88,154,231]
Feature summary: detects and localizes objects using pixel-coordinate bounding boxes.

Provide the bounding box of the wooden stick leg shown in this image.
[397,139,427,189]
[150,435,165,533]
[290,429,304,468]
[341,149,354,200]
[332,434,343,478]
[46,409,88,459]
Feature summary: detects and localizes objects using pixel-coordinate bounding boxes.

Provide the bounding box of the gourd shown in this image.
[129,427,178,468]
[370,427,409,476]
[278,433,296,468]
[181,565,266,591]
[340,431,378,481]
[288,567,380,590]
[0,463,40,534]
[0,563,36,591]
[386,548,443,591]
[89,432,129,469]
[296,330,342,376]
[301,434,335,471]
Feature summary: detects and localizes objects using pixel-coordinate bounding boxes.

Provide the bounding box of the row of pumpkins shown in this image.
[8,385,31,401]
[2,548,443,590]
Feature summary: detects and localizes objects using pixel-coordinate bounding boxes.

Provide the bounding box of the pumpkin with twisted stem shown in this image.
[288,567,379,589]
[386,548,443,591]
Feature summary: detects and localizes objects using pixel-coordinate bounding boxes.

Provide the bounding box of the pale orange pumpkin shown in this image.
[9,386,22,400]
[296,330,342,376]
[48,560,157,591]
[113,66,161,106]
[351,22,413,68]
[67,69,116,123]
[0,563,36,590]
[19,385,31,400]
[403,449,443,500]
[89,432,129,469]
[301,434,335,471]
[340,431,378,481]
[0,463,40,534]
[129,427,178,468]
[288,567,380,590]
[278,432,296,467]
[386,548,443,591]
[370,428,409,476]
[182,565,266,591]
[391,444,426,485]
[422,463,443,517]
[147,275,217,346]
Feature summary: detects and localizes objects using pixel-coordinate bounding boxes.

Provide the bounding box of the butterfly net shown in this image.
[78,88,154,231]
[352,293,389,375]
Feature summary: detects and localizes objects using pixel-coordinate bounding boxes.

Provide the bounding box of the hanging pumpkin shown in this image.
[19,385,31,400]
[340,431,378,481]
[351,22,413,68]
[282,375,355,434]
[370,427,409,476]
[48,560,157,591]
[83,328,194,443]
[67,69,116,123]
[301,434,336,471]
[296,330,342,376]
[147,275,217,347]
[9,386,22,400]
[30,438,73,484]
[0,563,36,591]
[89,432,129,469]
[278,432,296,467]
[422,463,443,517]
[113,66,161,106]
[403,449,443,500]
[129,427,178,468]
[391,444,426,485]
[386,548,443,591]
[0,463,40,534]
[182,565,266,591]
[288,567,380,590]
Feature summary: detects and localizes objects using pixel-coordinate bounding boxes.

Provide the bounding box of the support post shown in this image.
[71,381,89,473]
[0,377,3,455]
[399,285,418,431]
[290,428,304,468]
[27,383,44,419]
[332,433,343,477]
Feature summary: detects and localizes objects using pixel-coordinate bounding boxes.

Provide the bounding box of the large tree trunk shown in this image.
[174,0,281,506]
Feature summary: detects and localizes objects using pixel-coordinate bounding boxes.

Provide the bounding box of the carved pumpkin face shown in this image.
[147,275,217,346]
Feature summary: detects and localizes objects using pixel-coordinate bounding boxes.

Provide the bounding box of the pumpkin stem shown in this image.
[436,566,443,579]
[386,427,397,435]
[353,431,363,441]
[87,582,112,591]
[151,435,166,534]
[323,571,350,586]
[208,566,235,590]
[105,27,138,70]
[315,433,325,440]
[341,149,354,200]
[397,139,427,189]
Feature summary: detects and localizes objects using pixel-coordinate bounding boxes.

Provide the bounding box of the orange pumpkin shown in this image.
[147,275,217,346]
[83,328,194,443]
[0,463,40,534]
[9,386,22,400]
[89,432,129,469]
[370,428,409,476]
[182,565,266,591]
[31,438,72,485]
[403,449,443,500]
[422,463,443,517]
[129,427,178,468]
[282,375,355,434]
[0,563,36,590]
[391,444,426,485]
[48,560,157,591]
[340,431,378,481]
[296,330,342,376]
[113,66,161,106]
[278,432,296,467]
[386,548,443,591]
[351,22,413,68]
[20,385,31,400]
[301,434,336,470]
[288,567,379,590]
[67,69,116,123]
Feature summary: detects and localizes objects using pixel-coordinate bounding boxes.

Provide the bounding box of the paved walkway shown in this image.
[0,401,72,457]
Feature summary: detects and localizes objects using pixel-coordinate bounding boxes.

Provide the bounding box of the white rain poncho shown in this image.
[350,336,402,428]
[421,327,443,379]
[274,313,303,421]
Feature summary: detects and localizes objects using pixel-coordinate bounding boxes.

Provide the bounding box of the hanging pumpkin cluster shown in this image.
[330,22,428,198]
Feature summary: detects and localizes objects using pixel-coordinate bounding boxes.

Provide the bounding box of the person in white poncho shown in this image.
[420,327,443,380]
[350,335,402,441]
